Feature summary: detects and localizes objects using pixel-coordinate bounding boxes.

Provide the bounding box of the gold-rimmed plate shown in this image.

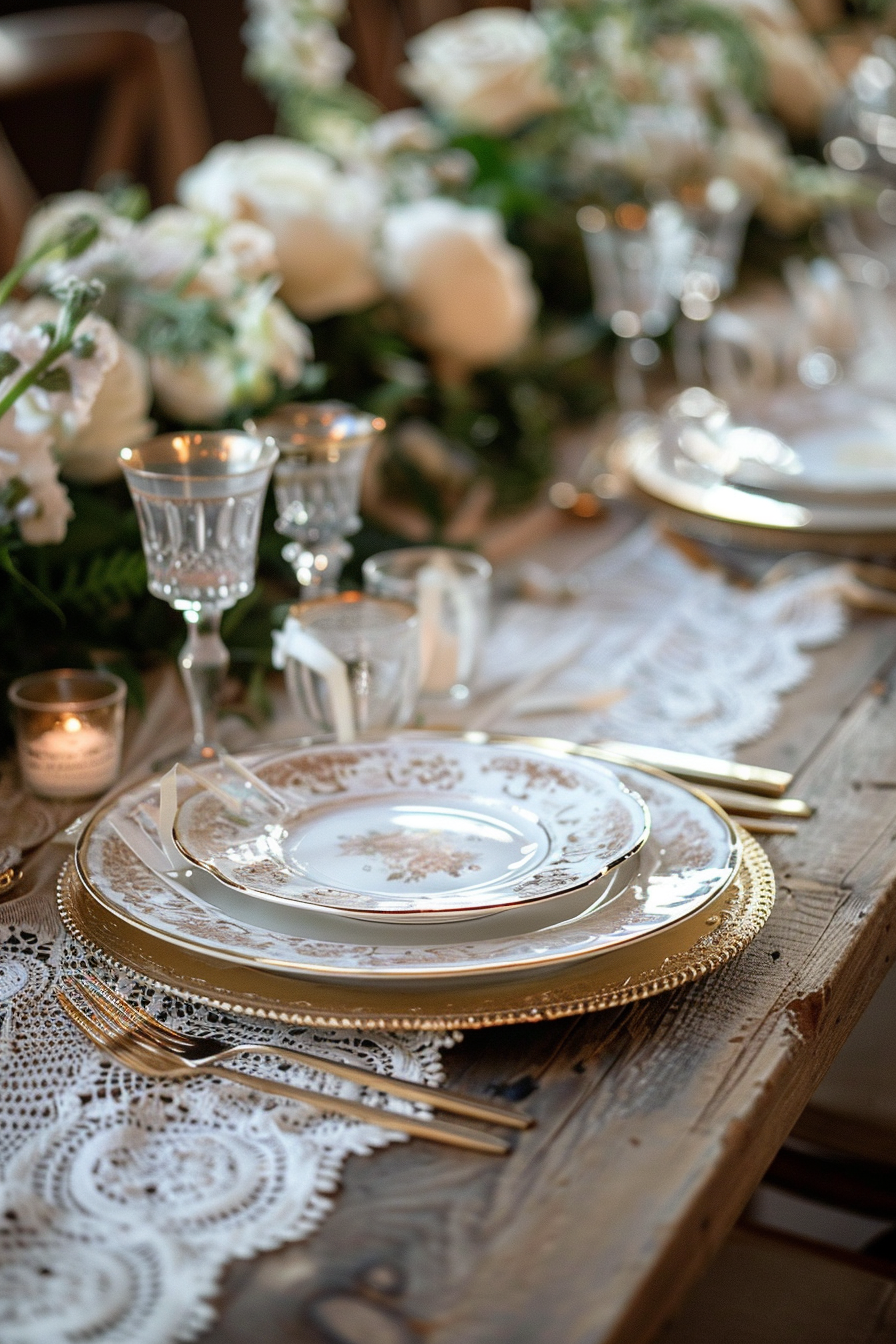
[73,736,741,987]
[58,829,773,1030]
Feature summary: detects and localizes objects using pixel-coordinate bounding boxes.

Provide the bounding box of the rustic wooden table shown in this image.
[177,517,896,1344]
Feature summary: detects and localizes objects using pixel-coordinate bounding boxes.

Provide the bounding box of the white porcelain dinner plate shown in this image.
[728,386,896,502]
[74,736,741,987]
[172,738,649,923]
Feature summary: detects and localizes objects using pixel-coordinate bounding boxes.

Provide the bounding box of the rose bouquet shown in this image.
[237,0,868,516]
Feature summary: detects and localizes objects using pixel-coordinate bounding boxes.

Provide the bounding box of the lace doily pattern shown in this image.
[486,525,846,754]
[0,920,452,1344]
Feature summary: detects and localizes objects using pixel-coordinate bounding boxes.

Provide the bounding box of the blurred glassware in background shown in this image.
[248,402,385,597]
[120,431,277,761]
[578,201,695,409]
[673,179,755,388]
[363,546,492,705]
[276,593,419,737]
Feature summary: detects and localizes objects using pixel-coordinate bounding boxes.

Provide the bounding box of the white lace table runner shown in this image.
[482,526,847,753]
[0,525,848,1344]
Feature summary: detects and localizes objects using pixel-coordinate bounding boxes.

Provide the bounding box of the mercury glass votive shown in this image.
[247,402,385,597]
[9,669,126,800]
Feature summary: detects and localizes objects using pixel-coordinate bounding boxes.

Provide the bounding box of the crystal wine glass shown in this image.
[120,431,277,761]
[578,202,695,408]
[247,402,385,597]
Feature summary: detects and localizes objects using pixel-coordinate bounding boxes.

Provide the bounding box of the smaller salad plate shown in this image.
[172,737,650,926]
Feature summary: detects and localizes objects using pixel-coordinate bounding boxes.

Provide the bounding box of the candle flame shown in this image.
[61,715,82,733]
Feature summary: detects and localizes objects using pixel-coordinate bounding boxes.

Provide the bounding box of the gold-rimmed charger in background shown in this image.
[612,420,896,556]
[58,827,773,1031]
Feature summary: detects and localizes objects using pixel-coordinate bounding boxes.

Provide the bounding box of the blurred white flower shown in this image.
[61,336,153,482]
[178,138,384,318]
[365,110,444,159]
[244,0,352,88]
[0,310,118,443]
[572,104,713,187]
[150,350,240,424]
[150,283,311,423]
[380,198,538,369]
[710,0,840,134]
[128,206,279,297]
[401,8,560,134]
[17,190,134,289]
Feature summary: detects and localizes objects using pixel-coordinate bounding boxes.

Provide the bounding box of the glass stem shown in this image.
[614,338,646,410]
[179,607,228,759]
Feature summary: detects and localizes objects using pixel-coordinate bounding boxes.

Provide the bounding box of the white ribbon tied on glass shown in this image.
[416,557,477,695]
[272,616,356,742]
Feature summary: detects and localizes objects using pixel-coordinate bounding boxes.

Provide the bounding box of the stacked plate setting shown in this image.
[615,383,896,552]
[59,733,763,1027]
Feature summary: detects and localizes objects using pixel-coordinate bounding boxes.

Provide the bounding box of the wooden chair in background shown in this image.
[0,3,211,269]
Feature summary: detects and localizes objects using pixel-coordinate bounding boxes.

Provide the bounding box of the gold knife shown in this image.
[590,742,792,798]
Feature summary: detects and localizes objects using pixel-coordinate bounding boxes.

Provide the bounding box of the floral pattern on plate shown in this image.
[172,739,650,918]
[75,741,741,983]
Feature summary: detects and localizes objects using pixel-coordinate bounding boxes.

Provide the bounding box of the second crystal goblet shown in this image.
[120,430,277,761]
[247,401,385,597]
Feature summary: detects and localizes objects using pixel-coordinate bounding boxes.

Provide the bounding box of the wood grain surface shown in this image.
[183,592,896,1342]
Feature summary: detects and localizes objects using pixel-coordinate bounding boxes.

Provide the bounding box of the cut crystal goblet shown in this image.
[247,402,384,597]
[120,430,277,760]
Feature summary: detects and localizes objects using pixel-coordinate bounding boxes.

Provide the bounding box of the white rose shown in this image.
[401,8,560,134]
[178,138,383,319]
[244,7,353,89]
[0,416,71,544]
[17,190,134,289]
[151,285,311,423]
[150,351,239,425]
[129,206,279,297]
[62,338,154,482]
[708,0,840,134]
[380,199,538,369]
[230,287,312,403]
[2,297,153,483]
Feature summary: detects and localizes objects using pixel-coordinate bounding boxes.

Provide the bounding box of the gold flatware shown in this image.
[699,788,812,820]
[590,742,792,797]
[71,972,531,1130]
[737,818,799,836]
[56,984,513,1156]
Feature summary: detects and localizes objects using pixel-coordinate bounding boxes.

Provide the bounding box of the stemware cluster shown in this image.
[119,407,493,763]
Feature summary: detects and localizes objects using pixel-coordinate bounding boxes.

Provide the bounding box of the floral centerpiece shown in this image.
[0,0,884,738]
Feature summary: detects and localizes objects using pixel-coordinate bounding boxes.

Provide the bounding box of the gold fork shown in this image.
[68,972,530,1129]
[56,982,516,1156]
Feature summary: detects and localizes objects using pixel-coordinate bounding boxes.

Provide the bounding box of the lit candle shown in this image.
[21,713,120,799]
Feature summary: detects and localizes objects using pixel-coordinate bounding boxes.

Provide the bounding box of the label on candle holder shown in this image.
[21,720,119,799]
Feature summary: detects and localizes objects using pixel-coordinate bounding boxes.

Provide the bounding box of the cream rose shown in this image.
[178,138,383,319]
[17,190,134,289]
[127,206,279,298]
[62,338,154,482]
[401,8,560,134]
[7,298,153,482]
[150,285,311,423]
[380,199,538,370]
[709,0,840,134]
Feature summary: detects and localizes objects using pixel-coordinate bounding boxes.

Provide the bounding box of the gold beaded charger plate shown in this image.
[173,737,650,924]
[58,829,772,1030]
[73,740,741,987]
